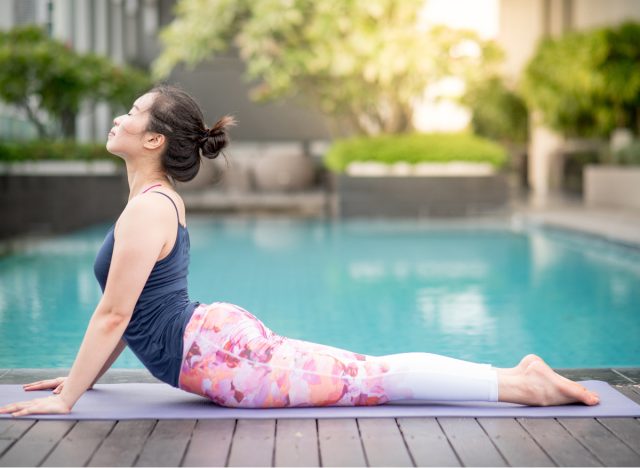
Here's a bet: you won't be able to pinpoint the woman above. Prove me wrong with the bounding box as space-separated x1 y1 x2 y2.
1 85 600 417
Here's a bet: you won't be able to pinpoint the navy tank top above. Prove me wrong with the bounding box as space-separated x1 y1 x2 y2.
93 190 200 388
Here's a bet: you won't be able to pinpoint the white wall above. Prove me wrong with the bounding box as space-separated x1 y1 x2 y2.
573 0 640 29
497 0 546 80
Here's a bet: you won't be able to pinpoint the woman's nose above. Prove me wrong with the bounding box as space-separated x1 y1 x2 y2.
113 115 123 126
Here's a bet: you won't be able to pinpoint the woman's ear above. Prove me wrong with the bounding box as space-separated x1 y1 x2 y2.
143 132 165 151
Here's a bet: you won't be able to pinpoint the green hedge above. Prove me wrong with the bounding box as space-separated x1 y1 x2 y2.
324 133 507 173
0 140 121 163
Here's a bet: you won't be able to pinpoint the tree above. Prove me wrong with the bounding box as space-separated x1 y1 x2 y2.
521 21 640 138
153 0 501 136
0 26 151 139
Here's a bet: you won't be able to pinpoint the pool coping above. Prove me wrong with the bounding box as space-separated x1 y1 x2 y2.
514 200 640 249
1 367 639 386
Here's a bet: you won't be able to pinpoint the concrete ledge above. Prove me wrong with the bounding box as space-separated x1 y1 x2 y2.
0 172 128 239
520 206 640 248
335 174 509 217
585 165 640 210
0 160 121 175
0 368 161 385
346 161 496 177
182 189 328 216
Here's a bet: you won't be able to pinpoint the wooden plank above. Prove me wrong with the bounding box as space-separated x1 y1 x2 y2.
0 442 11 460
317 419 367 467
615 386 640 406
614 369 640 383
0 420 35 458
88 420 156 467
0 420 75 467
181 419 235 467
477 418 554 467
274 419 319 467
134 420 195 467
396 418 460 467
597 418 640 455
227 419 275 467
41 420 115 467
358 418 413 467
438 418 506 467
558 418 640 466
518 418 600 466
0 420 36 441
556 368 630 385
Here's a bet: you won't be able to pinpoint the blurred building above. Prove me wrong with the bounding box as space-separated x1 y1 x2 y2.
0 0 330 144
1 0 639 197
497 0 640 197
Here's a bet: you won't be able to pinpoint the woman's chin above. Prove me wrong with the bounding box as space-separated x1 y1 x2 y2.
105 143 125 159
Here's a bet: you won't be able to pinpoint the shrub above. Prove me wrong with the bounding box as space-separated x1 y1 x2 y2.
324 133 507 173
462 76 528 143
522 21 640 138
0 140 121 163
612 141 640 166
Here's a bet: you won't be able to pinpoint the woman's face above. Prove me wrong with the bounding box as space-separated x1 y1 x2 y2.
106 92 157 158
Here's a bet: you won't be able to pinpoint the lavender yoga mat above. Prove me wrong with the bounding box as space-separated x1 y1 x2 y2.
1 380 639 420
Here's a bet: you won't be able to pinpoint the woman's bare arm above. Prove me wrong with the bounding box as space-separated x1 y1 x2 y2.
57 196 170 410
90 338 127 387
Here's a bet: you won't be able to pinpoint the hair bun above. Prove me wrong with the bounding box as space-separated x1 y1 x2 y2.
200 115 237 159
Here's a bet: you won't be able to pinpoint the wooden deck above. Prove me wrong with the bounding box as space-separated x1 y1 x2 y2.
1 368 639 467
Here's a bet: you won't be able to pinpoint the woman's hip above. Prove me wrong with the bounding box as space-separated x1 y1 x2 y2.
177 301 389 407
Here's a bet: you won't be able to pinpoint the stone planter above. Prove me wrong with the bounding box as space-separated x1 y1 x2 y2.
253 145 316 192
0 160 127 239
333 163 508 217
584 165 640 210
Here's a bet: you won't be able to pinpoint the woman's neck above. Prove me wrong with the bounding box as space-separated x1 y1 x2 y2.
127 173 173 201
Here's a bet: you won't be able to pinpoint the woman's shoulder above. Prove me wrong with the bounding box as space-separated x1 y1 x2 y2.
114 196 167 233
115 187 186 232
136 188 187 227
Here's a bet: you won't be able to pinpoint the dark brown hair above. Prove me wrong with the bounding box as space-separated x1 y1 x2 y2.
145 84 236 182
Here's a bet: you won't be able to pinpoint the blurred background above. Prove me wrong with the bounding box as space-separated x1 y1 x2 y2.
0 0 639 370
1 0 639 230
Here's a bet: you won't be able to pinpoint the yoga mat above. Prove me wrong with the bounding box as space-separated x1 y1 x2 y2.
1 380 638 420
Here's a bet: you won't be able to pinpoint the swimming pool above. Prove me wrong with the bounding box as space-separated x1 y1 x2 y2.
0 216 638 369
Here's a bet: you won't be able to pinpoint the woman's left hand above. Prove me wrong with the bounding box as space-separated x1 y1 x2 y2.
0 394 71 417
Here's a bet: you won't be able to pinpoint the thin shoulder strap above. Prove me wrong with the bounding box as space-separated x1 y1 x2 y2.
149 191 180 224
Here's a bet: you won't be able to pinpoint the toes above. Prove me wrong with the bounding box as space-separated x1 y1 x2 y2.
586 390 600 405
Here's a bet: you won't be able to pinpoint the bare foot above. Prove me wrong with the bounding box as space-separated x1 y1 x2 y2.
495 354 543 375
498 358 600 406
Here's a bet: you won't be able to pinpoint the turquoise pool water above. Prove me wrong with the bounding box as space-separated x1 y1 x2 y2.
1 217 639 369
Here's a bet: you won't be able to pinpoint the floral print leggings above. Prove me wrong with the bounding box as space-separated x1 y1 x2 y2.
178 302 499 408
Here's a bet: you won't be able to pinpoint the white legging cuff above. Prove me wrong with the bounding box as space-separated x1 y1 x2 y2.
376 353 500 402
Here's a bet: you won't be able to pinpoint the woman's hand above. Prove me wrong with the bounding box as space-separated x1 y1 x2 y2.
22 377 93 394
0 394 71 417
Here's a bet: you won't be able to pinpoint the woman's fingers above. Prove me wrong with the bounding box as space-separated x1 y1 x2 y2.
22 378 64 391
0 400 34 415
0 395 71 417
22 382 49 391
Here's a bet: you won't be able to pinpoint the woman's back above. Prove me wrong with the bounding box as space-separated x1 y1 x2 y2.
93 190 201 387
